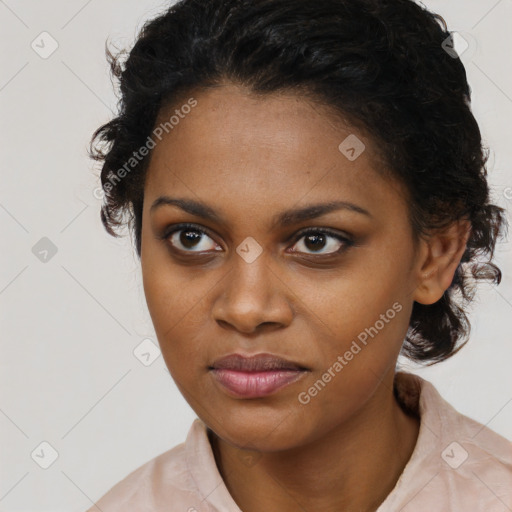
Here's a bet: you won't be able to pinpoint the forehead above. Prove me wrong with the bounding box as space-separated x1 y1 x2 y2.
144 84 408 225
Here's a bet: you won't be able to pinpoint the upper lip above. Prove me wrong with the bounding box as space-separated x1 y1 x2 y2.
210 353 308 372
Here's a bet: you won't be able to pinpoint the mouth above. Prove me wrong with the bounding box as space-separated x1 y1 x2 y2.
208 352 310 399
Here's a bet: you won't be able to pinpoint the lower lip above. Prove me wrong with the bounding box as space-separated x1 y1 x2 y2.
210 369 307 398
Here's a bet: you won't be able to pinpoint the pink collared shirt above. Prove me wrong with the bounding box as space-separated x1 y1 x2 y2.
86 372 512 511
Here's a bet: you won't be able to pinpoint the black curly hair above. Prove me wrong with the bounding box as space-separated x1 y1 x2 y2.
90 0 507 365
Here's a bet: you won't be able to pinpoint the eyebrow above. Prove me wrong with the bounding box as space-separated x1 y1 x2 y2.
150 196 372 227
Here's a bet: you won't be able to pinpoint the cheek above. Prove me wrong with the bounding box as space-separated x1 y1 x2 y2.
305 262 408 339
141 266 215 379
301 269 410 399
141 263 184 342
142 243 201 332
294 302 409 435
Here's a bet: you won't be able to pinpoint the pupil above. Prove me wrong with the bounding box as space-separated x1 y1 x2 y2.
181 230 201 249
305 233 325 251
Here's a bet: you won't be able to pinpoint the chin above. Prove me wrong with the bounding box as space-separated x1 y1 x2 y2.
207 408 311 453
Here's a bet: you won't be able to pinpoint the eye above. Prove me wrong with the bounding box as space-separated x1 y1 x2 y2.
163 223 221 253
161 224 353 257
289 228 353 256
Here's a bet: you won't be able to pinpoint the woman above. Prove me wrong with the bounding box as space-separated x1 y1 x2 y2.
87 0 512 510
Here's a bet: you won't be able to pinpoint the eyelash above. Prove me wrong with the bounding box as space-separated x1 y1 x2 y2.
159 222 354 257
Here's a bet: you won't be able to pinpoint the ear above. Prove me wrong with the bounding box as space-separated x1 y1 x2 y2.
412 219 471 305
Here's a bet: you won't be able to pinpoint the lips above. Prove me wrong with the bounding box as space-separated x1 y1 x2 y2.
210 353 307 372
209 353 309 398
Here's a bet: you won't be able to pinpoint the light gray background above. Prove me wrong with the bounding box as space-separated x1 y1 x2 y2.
1 1 511 510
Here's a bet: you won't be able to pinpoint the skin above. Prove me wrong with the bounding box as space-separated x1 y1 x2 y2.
140 83 470 511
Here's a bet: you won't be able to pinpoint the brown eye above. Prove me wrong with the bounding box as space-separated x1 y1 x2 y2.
290 229 353 256
164 223 221 253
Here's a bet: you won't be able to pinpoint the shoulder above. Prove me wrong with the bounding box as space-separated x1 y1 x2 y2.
382 372 512 512
428 377 512 509
85 420 213 512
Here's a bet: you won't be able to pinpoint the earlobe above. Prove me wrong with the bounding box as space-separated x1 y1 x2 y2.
412 219 471 305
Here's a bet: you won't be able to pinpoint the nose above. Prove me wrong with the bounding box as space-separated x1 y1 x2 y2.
211 252 294 335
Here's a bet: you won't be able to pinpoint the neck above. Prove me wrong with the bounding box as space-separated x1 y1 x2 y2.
209 371 420 512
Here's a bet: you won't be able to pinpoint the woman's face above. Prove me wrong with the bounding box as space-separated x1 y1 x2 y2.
141 83 423 451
